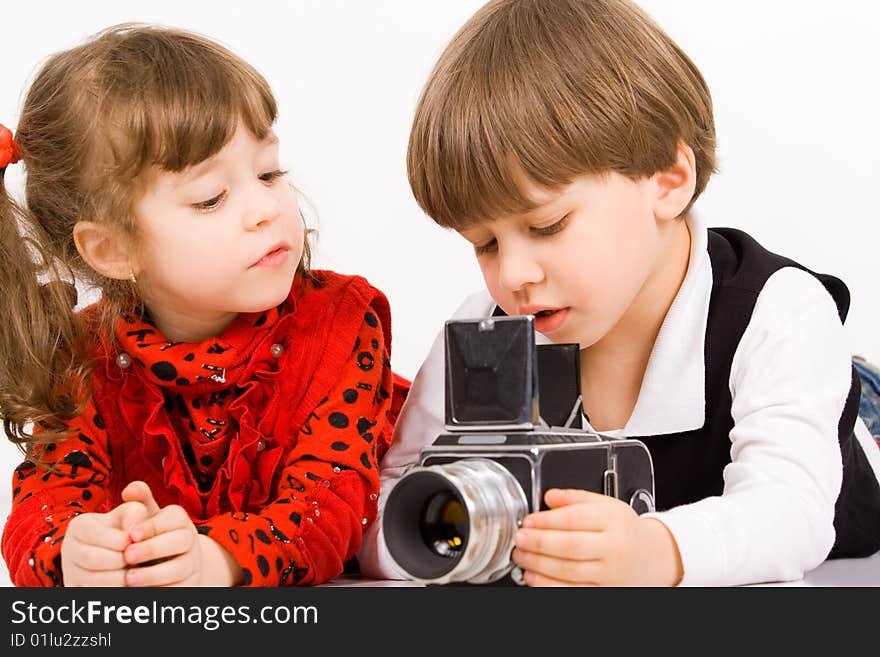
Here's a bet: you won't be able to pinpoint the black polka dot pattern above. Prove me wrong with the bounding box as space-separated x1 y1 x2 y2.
328 412 349 429
150 361 178 381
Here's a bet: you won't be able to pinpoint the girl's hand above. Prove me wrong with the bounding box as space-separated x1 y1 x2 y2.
60 501 152 587
120 481 202 586
511 488 683 587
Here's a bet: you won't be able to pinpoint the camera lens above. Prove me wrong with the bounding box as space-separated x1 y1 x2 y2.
383 458 528 585
420 492 467 558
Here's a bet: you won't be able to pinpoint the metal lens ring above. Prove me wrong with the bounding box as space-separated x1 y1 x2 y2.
388 458 528 585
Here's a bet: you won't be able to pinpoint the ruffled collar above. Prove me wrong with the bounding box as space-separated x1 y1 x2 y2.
114 303 286 392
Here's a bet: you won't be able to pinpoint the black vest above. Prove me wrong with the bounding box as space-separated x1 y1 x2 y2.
636 228 880 558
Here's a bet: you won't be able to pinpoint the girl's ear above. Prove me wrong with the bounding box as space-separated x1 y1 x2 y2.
73 221 136 281
652 141 698 222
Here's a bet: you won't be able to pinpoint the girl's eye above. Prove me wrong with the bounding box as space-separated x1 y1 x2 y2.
532 216 568 236
259 169 288 183
192 191 226 212
474 239 497 256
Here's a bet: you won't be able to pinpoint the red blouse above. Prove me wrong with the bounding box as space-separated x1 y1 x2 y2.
2 271 409 586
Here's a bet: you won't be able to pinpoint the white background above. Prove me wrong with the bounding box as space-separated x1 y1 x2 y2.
1 1 878 585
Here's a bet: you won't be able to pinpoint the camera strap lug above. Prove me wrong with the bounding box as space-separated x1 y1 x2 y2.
603 451 618 498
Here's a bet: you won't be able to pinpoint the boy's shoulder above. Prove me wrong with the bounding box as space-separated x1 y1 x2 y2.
706 226 849 323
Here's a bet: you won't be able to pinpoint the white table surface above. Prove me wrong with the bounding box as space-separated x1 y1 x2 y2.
322 551 880 587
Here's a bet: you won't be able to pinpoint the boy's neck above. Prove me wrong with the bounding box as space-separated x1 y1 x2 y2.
580 218 692 430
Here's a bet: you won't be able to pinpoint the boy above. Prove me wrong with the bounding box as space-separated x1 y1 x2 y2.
360 0 880 585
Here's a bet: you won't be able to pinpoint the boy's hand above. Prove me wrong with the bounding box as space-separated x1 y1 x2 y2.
60 500 152 587
511 488 683 586
120 481 203 586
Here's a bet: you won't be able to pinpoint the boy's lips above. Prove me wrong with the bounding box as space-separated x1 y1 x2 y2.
519 306 570 334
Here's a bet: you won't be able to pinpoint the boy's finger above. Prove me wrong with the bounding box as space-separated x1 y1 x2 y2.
514 527 606 560
543 488 608 508
521 498 618 531
121 480 161 516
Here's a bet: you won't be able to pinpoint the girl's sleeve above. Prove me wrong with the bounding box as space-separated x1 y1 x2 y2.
198 308 393 586
1 404 113 586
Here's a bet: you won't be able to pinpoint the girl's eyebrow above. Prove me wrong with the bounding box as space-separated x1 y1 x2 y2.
174 134 280 188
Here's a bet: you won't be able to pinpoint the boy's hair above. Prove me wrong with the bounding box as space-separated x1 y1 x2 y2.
0 24 307 444
407 0 717 229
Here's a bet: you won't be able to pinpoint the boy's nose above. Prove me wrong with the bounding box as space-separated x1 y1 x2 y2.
497 243 544 293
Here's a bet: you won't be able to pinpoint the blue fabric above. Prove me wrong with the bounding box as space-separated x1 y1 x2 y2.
854 358 880 442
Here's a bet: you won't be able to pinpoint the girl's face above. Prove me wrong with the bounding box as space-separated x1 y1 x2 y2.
131 123 303 341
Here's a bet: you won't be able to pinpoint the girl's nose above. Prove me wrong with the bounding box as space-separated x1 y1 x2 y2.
244 186 281 230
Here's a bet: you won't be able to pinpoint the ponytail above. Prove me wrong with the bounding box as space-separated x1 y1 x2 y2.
0 164 93 446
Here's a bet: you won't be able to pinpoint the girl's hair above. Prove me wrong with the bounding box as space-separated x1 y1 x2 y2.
0 24 310 445
407 0 717 229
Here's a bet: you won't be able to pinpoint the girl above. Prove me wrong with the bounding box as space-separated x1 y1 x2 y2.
0 24 406 587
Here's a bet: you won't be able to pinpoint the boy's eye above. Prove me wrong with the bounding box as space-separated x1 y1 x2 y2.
532 216 568 236
259 169 288 183
474 238 497 256
192 191 226 212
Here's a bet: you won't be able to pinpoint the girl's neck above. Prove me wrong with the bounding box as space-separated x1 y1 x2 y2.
144 304 240 344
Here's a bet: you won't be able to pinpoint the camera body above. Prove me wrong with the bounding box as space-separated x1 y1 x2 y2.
383 315 656 586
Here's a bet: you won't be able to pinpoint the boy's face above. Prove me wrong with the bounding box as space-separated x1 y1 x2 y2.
458 171 670 350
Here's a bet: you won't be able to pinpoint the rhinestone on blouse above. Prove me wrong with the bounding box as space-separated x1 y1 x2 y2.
323 480 330 487
269 343 285 358
361 517 368 525
116 352 132 369
257 440 266 452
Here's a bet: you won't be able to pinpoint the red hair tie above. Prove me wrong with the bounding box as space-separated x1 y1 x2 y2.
0 123 22 168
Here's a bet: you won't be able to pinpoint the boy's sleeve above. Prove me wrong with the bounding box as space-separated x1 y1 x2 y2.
644 268 857 586
1 403 113 586
198 310 394 586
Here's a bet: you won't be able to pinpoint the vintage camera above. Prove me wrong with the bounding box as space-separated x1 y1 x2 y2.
383 315 655 585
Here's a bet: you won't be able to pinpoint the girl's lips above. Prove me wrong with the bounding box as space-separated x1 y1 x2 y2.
533 307 569 334
252 247 289 268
